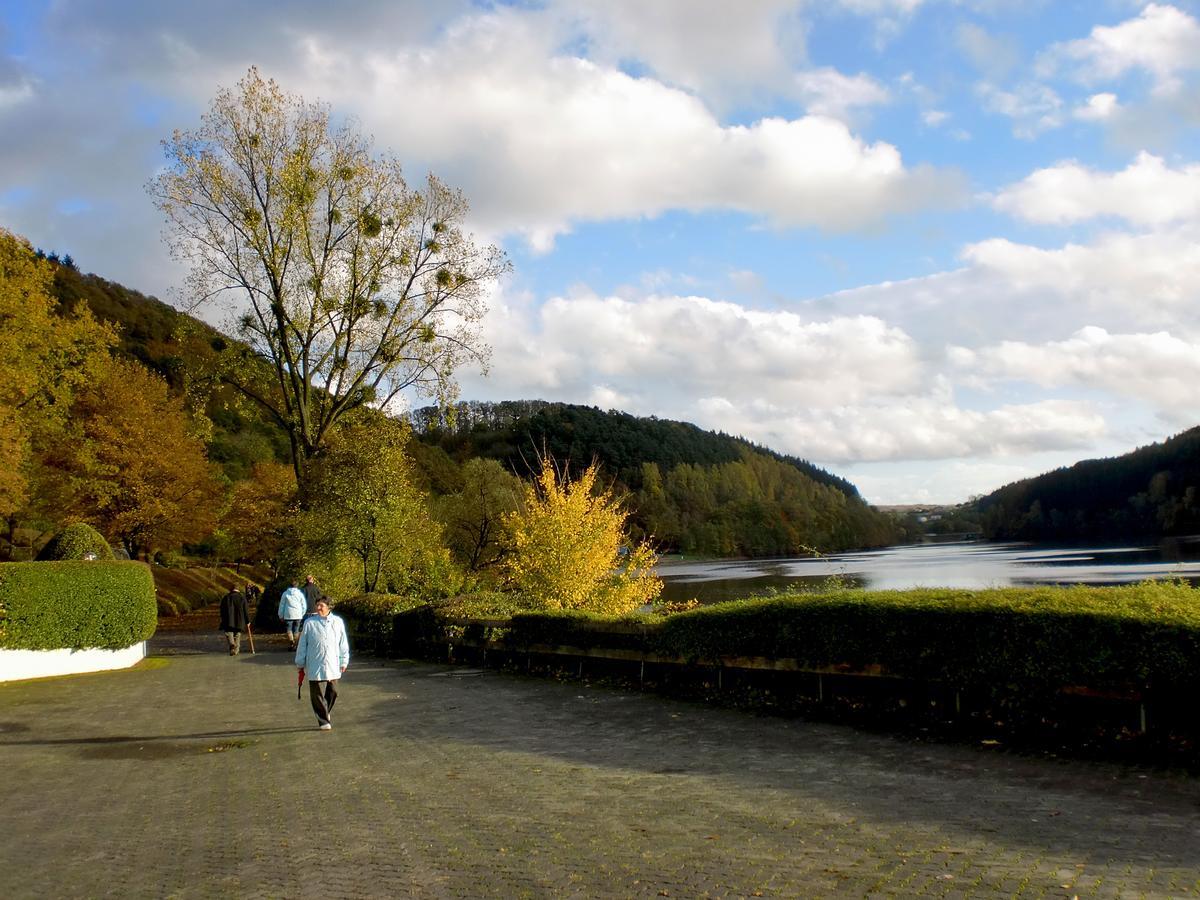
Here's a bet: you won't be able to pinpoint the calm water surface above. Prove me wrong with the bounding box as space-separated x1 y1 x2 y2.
655 539 1200 604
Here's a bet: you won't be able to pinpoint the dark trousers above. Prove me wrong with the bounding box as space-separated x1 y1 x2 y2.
309 679 339 725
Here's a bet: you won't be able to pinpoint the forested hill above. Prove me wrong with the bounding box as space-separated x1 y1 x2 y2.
411 400 861 498
975 426 1200 541
413 401 901 556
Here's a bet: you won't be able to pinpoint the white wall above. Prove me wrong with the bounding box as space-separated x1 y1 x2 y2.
0 641 147 683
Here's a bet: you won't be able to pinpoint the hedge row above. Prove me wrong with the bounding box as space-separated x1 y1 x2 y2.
336 593 429 650
0 561 157 651
396 582 1200 693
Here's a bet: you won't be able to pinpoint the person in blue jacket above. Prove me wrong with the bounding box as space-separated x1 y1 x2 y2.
295 596 349 731
278 580 308 649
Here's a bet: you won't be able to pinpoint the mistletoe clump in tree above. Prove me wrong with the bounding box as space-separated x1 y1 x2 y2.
149 67 509 492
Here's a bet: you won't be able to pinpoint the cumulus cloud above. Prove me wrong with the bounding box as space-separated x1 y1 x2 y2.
1042 2 1200 94
992 152 1200 227
1073 92 1120 121
793 67 890 118
954 326 1200 425
549 0 804 105
697 395 1107 464
459 288 1111 465
286 13 962 250
0 1 963 291
959 230 1200 322
477 291 924 406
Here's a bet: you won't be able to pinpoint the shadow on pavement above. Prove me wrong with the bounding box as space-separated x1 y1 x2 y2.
0 724 313 747
355 660 1200 870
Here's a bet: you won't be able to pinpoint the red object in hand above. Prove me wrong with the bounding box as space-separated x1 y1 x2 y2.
297 667 305 700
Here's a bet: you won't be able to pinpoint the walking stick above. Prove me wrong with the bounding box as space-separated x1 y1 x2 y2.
246 623 255 655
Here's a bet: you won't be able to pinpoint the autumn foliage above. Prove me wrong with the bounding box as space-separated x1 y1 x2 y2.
502 458 662 615
0 228 114 518
42 359 224 557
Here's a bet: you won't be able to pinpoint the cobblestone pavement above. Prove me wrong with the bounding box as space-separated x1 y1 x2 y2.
2 612 1198 899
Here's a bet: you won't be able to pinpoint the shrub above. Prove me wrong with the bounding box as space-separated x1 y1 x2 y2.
501 458 661 615
651 583 1200 692
0 560 157 650
35 523 114 561
396 582 1200 697
507 609 656 651
337 592 427 645
435 591 543 619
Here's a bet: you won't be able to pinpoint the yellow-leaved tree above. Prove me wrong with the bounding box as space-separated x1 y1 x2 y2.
0 228 115 518
502 458 662 615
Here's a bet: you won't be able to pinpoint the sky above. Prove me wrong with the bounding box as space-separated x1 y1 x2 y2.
3 0 1200 505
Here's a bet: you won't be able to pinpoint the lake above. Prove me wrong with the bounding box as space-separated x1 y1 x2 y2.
654 538 1200 604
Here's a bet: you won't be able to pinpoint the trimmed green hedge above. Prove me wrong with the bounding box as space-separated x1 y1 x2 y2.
0 561 157 651
652 583 1200 691
35 523 114 561
507 609 656 652
337 593 428 650
398 582 1200 693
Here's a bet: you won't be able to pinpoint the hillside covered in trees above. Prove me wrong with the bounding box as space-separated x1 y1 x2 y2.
412 401 900 556
975 427 1200 541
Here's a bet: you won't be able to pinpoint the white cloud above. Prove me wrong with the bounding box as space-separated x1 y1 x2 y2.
956 326 1200 425
484 291 924 406
992 152 1200 227
1044 3 1200 94
0 78 34 109
289 14 962 249
1073 92 1121 121
960 231 1200 322
550 0 804 105
689 390 1107 464
463 288 1110 466
794 67 890 118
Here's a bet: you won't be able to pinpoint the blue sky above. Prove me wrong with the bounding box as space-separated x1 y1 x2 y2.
3 0 1200 504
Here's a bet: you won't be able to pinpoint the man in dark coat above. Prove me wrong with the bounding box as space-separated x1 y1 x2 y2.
219 587 251 656
301 574 321 616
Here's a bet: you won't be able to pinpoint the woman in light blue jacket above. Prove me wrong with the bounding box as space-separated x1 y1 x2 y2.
295 597 350 730
277 582 308 649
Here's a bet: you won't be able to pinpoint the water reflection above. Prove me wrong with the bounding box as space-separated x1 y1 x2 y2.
655 539 1200 604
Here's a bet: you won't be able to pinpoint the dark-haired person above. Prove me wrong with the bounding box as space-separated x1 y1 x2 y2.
218 585 250 656
301 573 321 616
295 597 349 731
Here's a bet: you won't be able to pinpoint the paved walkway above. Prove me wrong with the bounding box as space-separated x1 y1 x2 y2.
1 612 1198 899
